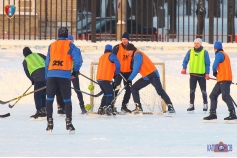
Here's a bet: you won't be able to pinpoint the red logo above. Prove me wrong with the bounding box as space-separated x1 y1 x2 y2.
4 4 16 19
214 142 229 152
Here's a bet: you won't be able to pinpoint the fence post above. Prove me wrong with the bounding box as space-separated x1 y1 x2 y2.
82 34 85 40
116 0 127 40
4 31 8 39
158 34 162 41
227 0 235 43
208 0 214 44
91 0 96 42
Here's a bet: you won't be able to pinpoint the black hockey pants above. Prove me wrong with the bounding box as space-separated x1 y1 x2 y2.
131 72 172 105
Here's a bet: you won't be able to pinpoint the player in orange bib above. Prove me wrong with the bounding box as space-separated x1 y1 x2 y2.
203 41 236 123
112 32 132 114
126 44 175 116
96 44 120 116
45 27 82 133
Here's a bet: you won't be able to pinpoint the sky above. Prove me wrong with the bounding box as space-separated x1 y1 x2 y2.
0 40 237 157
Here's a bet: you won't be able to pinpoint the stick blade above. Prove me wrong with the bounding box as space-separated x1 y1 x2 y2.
0 113 10 118
0 100 9 104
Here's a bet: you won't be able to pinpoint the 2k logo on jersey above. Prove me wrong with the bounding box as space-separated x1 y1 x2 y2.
52 60 64 66
123 55 129 60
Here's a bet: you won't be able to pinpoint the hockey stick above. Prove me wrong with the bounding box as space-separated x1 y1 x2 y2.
186 73 237 108
230 96 237 108
111 81 121 111
111 85 127 106
9 84 33 108
186 73 237 85
0 86 46 105
0 113 10 118
79 73 99 85
71 87 103 97
110 73 127 110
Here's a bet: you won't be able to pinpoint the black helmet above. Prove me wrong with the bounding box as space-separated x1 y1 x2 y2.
58 27 68 38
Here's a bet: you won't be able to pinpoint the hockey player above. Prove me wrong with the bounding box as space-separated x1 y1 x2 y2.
45 27 81 133
203 41 237 123
56 35 87 115
97 44 120 116
126 43 175 116
22 47 46 120
181 38 210 113
112 32 132 114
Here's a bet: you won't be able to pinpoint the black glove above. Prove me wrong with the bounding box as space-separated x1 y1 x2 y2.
31 80 34 85
71 71 79 77
213 72 217 77
127 80 132 87
113 75 120 90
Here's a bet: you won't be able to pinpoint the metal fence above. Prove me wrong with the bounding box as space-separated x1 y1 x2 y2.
0 0 236 43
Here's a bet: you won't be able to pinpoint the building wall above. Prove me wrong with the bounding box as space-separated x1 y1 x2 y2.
0 0 77 39
35 0 77 22
0 13 38 39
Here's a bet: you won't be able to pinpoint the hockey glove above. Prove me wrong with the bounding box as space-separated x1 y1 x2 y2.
71 71 79 78
213 72 217 77
114 74 121 85
205 74 210 80
127 80 132 87
181 68 187 74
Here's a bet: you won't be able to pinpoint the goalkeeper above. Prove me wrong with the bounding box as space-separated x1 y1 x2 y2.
112 32 132 114
126 44 175 116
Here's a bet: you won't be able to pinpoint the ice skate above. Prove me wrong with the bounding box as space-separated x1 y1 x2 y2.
131 103 143 116
103 105 113 116
30 110 43 120
164 104 176 117
58 107 66 117
203 110 217 123
112 106 117 116
121 104 132 115
187 104 195 114
203 104 208 113
224 110 237 124
98 107 104 115
66 118 75 134
46 118 54 134
41 107 47 120
110 106 116 116
80 104 87 114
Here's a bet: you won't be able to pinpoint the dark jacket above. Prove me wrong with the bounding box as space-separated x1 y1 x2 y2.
23 53 46 82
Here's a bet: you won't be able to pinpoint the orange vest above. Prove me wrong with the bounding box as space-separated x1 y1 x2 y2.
96 53 115 81
117 44 132 72
48 40 72 71
134 50 156 77
217 51 232 82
